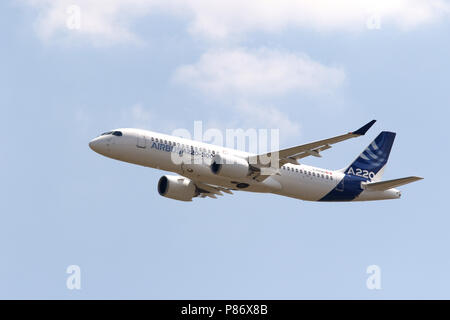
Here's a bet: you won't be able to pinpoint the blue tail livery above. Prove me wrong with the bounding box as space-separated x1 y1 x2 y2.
320 131 398 202
345 131 396 182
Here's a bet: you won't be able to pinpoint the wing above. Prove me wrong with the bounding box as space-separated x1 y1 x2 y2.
362 176 423 191
249 120 377 168
194 180 236 199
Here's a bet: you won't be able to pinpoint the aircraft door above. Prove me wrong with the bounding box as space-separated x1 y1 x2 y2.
136 135 146 149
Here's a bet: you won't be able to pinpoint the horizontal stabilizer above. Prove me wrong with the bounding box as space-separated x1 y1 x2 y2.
362 176 423 191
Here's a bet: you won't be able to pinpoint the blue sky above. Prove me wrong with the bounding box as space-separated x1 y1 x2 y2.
1 0 449 299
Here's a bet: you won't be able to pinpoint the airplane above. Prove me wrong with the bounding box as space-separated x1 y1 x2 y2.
89 120 423 202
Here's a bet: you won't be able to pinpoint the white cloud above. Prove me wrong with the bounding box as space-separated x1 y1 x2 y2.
184 0 450 38
22 0 160 45
234 101 301 139
20 0 450 44
173 48 346 97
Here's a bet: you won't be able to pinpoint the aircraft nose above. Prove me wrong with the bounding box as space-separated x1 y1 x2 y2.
89 137 106 154
89 138 98 151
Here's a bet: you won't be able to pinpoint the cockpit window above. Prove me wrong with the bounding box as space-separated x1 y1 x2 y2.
100 131 123 137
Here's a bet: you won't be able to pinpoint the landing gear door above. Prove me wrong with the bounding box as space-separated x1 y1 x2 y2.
137 135 146 149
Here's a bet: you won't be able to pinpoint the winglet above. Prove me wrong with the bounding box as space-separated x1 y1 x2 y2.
352 120 377 136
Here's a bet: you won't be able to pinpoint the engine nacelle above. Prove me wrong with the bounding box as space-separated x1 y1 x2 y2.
157 175 197 202
210 153 250 178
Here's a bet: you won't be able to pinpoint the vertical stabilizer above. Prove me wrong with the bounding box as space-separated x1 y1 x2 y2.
345 131 396 181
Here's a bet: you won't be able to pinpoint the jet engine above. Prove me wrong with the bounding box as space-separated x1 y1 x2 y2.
210 153 250 178
157 175 197 201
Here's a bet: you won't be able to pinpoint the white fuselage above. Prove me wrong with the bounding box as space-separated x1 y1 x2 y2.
89 128 400 202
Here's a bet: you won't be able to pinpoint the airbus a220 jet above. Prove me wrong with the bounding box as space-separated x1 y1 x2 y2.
89 120 422 202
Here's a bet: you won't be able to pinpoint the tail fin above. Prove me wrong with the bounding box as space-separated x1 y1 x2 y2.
345 131 396 181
